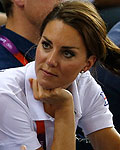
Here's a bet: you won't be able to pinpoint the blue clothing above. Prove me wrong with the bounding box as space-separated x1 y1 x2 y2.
0 25 36 69
97 22 120 133
98 7 120 31
108 21 120 47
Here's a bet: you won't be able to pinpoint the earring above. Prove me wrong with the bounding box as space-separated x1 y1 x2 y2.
80 70 84 78
81 70 84 74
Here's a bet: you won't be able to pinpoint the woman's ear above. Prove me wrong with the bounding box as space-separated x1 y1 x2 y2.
83 55 96 72
14 0 24 7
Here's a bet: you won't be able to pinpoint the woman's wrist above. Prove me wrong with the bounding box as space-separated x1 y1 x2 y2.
54 97 74 119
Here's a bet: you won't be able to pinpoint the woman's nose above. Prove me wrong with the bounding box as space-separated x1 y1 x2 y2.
46 51 58 67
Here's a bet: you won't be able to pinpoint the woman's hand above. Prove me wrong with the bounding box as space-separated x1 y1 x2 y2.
29 78 74 117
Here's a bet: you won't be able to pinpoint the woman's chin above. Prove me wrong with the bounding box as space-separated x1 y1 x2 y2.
39 83 57 90
38 79 71 90
39 82 70 90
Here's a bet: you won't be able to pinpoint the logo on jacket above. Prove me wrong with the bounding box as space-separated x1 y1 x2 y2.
100 92 109 106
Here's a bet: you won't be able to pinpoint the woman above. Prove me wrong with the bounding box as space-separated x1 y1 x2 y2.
0 1 120 150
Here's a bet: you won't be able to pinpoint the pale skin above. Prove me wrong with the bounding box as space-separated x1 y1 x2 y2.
30 19 120 150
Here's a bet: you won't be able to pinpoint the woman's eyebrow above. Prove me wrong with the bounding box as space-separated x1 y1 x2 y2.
62 46 80 50
43 36 52 44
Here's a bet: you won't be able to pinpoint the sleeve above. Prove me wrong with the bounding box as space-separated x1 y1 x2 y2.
78 77 114 136
0 91 41 150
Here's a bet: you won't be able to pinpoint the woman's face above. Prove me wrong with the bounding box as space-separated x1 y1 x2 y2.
35 20 92 89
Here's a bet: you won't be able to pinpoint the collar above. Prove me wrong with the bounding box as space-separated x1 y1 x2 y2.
25 62 82 121
0 25 36 61
68 80 82 118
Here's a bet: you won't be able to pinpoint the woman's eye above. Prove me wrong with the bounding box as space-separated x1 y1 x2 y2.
63 50 75 58
42 41 51 49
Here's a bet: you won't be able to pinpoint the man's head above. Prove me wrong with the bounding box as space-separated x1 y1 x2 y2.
1 0 61 22
1 0 63 43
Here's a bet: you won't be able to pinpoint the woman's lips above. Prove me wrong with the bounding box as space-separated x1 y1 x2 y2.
41 69 58 77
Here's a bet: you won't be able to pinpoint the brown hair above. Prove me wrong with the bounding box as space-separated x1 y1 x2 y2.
40 0 120 76
1 0 13 17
